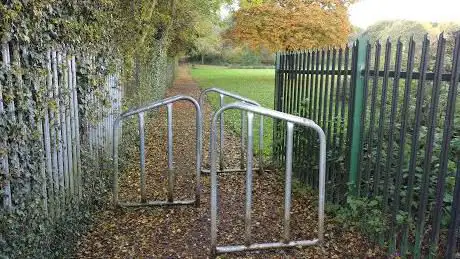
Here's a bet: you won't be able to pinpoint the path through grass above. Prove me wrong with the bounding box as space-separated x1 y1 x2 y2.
190 65 275 156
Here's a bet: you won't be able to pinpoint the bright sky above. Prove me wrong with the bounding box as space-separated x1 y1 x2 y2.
222 0 460 28
349 0 460 28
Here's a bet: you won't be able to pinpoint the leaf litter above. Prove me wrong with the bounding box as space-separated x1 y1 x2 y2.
75 67 384 258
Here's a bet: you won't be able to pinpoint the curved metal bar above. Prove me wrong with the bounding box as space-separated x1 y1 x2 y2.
199 87 261 107
112 95 202 207
210 102 326 256
199 88 264 174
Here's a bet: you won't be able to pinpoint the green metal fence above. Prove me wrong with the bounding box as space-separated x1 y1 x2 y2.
274 33 460 258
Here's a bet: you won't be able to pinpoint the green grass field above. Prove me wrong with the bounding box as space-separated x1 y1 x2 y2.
190 65 275 156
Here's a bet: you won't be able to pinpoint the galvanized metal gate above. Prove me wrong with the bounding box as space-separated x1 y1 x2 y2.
209 102 326 255
112 95 202 207
199 88 264 174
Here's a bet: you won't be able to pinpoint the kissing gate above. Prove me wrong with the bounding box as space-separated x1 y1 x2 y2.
111 89 326 256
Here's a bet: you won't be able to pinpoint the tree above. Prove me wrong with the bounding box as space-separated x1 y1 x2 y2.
226 0 354 51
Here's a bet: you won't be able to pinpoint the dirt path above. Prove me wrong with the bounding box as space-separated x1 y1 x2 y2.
75 66 384 258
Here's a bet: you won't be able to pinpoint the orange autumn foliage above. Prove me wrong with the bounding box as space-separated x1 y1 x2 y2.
228 0 353 51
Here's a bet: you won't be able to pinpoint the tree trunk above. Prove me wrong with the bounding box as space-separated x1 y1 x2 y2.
201 54 204 64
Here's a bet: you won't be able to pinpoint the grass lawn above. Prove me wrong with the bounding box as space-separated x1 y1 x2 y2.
190 65 275 156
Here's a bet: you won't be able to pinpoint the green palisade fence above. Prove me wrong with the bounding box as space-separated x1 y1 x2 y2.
274 33 460 258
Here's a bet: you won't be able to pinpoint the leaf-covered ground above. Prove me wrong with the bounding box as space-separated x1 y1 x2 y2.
75 66 384 258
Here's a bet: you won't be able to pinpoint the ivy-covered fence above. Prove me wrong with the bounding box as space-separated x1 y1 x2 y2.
0 40 121 257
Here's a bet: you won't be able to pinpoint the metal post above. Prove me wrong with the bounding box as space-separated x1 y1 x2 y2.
240 110 246 169
210 103 326 255
283 122 294 242
199 88 262 174
195 102 202 206
138 112 146 202
219 94 224 170
113 95 200 207
245 112 254 245
258 116 264 173
167 103 174 203
112 118 120 205
210 114 219 255
347 37 367 196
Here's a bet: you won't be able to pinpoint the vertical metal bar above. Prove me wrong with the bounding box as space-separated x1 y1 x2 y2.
401 35 430 256
65 54 74 199
210 112 219 255
240 110 246 169
322 49 331 133
332 48 343 155
339 47 349 157
283 122 294 242
258 116 264 174
293 51 303 176
47 50 59 217
381 39 402 246
52 51 65 212
219 94 224 170
345 44 357 194
278 53 286 163
273 53 281 161
299 51 308 183
138 112 146 203
1 43 12 210
446 158 460 258
373 39 392 197
318 50 325 125
317 123 327 245
112 118 120 205
308 51 315 121
338 47 349 199
59 52 70 206
292 52 300 177
194 100 202 206
167 103 174 203
288 52 293 116
306 51 315 186
348 38 368 196
430 33 460 257
245 112 254 245
364 41 381 195
292 52 298 116
313 51 320 125
356 41 371 197
71 57 82 200
69 57 77 202
326 49 337 199
391 37 415 250
414 33 446 258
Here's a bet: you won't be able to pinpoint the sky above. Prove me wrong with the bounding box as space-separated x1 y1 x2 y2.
349 0 460 28
221 0 460 29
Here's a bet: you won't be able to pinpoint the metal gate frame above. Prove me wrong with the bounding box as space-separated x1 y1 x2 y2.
200 88 263 174
210 102 326 255
112 95 202 207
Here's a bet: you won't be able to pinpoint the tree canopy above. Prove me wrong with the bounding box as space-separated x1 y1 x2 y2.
227 0 354 51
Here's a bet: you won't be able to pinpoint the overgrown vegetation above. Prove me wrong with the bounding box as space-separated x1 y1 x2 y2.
0 0 225 257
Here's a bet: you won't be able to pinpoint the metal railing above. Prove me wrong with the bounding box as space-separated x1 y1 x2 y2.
209 102 326 256
200 88 264 174
275 34 460 257
112 95 202 207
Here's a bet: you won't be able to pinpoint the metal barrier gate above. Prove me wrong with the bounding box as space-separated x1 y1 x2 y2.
210 102 326 255
199 88 263 174
112 95 202 207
